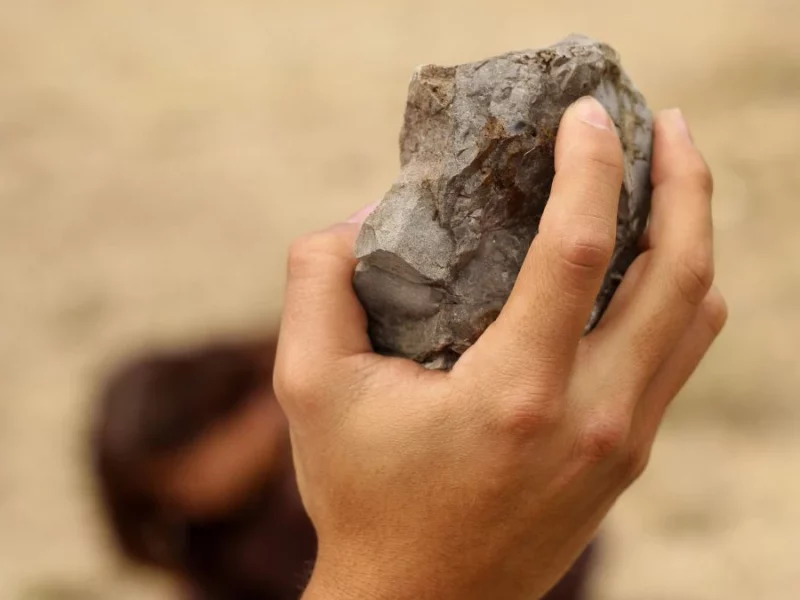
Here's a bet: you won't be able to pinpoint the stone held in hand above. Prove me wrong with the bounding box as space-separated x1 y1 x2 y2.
353 34 654 369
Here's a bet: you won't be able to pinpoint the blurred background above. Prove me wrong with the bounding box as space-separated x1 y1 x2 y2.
1 1 799 598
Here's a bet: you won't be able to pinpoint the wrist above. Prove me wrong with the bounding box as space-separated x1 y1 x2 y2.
301 544 439 600
301 562 388 600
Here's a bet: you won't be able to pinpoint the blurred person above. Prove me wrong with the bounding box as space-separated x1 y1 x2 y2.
92 338 316 599
92 337 594 599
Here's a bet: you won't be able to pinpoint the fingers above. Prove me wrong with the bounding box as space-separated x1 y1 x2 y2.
583 109 715 404
570 285 725 486
590 251 651 326
479 97 623 384
274 221 372 411
633 286 728 445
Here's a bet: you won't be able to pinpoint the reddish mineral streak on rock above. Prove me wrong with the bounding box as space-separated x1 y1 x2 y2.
354 34 653 369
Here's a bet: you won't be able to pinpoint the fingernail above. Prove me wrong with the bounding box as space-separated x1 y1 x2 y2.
574 96 612 131
346 201 380 223
663 108 693 143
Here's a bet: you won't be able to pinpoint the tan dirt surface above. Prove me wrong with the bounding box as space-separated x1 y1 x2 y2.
1 2 798 598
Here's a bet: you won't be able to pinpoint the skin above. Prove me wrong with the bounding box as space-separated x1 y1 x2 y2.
274 97 727 600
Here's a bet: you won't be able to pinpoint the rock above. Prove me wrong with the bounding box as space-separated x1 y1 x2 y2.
353 34 653 369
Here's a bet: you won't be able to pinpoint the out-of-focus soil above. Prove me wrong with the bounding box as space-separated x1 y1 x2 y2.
1 2 798 599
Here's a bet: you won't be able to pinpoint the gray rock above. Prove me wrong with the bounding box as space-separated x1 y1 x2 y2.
354 34 653 369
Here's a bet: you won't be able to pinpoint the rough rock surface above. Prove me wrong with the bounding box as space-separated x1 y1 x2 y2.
354 34 653 369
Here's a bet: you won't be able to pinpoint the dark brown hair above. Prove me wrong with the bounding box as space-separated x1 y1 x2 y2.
90 339 288 569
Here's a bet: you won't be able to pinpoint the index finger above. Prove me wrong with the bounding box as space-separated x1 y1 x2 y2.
469 97 623 383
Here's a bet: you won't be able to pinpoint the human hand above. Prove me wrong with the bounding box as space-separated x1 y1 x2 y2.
274 97 726 600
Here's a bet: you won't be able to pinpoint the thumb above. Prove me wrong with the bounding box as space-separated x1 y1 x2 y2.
275 206 377 412
280 221 372 361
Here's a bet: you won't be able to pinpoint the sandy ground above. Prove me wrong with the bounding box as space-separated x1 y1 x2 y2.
1 1 799 598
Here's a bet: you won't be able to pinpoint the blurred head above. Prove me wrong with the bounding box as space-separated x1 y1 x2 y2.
91 338 316 599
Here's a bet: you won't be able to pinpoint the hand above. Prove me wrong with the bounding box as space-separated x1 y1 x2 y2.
274 97 726 600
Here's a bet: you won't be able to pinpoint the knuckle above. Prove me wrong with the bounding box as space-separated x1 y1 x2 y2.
620 442 650 482
274 359 324 411
700 287 729 336
555 223 615 274
286 235 318 279
286 232 340 279
575 415 630 464
674 246 714 307
495 395 563 438
584 147 625 178
580 130 625 175
686 158 714 197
